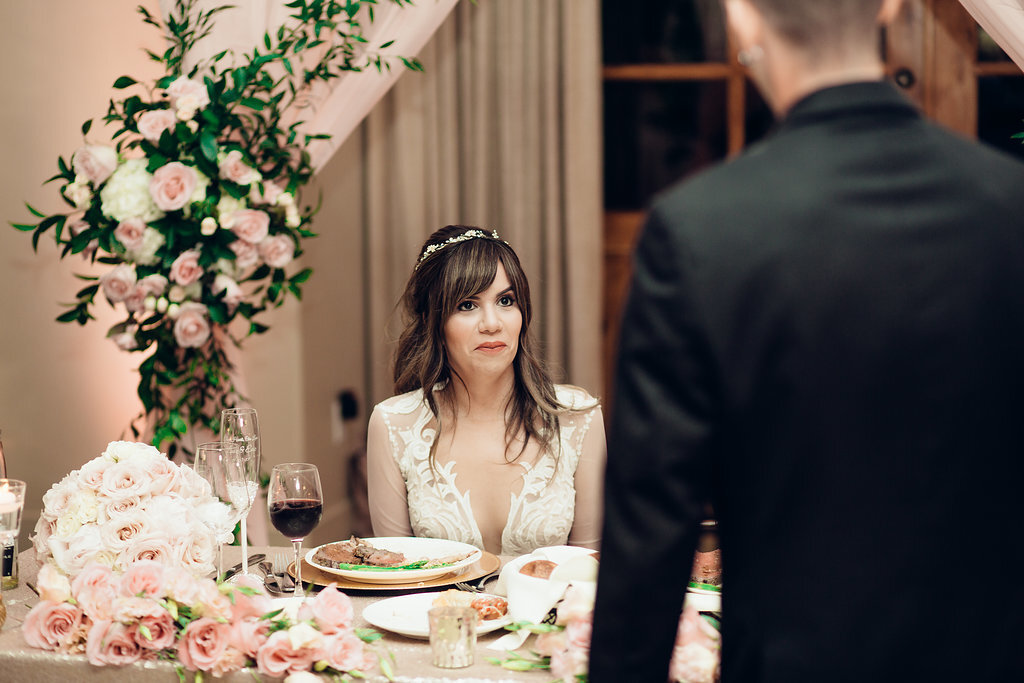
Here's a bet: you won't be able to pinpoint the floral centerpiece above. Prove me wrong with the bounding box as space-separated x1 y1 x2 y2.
11 0 420 457
31 440 234 579
491 585 721 683
24 561 392 680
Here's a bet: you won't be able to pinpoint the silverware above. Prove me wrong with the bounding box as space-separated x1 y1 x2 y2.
222 552 266 582
454 569 498 593
272 551 295 592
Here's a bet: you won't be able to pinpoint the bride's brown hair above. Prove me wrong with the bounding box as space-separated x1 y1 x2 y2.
394 225 565 464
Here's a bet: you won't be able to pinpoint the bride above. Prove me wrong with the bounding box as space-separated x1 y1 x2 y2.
366 225 606 556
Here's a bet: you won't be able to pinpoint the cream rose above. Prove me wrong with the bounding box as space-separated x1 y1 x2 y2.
259 234 294 268
137 109 178 142
128 227 165 265
169 249 203 286
64 177 92 209
249 180 283 205
229 239 260 269
166 76 210 111
173 301 211 348
36 563 73 603
231 209 270 244
212 273 243 305
100 459 153 500
72 145 118 185
99 264 137 303
149 161 198 211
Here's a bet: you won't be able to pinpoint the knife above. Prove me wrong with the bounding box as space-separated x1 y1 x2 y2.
221 553 266 582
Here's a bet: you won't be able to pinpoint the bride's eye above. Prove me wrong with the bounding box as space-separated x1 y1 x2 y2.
456 300 476 312
498 294 515 307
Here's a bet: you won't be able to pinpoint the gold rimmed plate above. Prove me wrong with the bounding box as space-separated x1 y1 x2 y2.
305 537 483 584
289 550 500 592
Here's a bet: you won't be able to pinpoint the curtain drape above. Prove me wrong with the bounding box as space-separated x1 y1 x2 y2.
361 0 604 405
958 0 1024 70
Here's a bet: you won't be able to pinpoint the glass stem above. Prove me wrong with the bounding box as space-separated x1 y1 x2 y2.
240 517 248 575
292 540 304 598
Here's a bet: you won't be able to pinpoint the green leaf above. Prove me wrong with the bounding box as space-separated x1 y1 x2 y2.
199 131 218 162
169 411 188 435
81 119 93 136
240 97 266 111
10 222 36 232
113 75 137 89
25 202 46 218
290 268 313 284
56 309 80 323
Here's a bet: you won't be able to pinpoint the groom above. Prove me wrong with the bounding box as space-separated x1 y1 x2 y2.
590 0 1024 681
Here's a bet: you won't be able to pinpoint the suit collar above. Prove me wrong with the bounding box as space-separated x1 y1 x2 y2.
777 80 920 131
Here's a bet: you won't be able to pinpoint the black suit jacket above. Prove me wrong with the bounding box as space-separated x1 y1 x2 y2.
590 82 1024 682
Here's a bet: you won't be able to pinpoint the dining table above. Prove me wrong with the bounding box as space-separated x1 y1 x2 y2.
0 546 552 682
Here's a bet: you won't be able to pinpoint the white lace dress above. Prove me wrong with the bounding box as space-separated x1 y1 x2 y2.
366 385 605 556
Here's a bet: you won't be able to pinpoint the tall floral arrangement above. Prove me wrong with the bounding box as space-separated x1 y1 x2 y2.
12 0 420 457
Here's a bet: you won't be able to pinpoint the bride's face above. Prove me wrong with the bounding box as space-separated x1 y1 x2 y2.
443 262 522 382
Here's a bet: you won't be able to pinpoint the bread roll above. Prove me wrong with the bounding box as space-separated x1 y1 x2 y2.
519 559 557 579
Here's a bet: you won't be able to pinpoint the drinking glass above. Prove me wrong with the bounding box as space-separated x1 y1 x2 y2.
267 463 322 598
194 442 246 579
0 480 25 601
220 408 260 576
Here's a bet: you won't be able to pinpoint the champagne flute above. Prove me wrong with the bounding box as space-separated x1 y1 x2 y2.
194 442 245 579
267 464 322 598
220 408 260 576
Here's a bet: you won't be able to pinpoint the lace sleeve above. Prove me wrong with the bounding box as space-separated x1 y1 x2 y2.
366 404 414 537
567 404 606 550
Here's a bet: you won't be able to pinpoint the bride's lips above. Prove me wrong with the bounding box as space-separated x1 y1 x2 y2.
476 342 507 352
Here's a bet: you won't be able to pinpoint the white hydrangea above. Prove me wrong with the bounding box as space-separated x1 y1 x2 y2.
100 159 165 223
127 227 166 266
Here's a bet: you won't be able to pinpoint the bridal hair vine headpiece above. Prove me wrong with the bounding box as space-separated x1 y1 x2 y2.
415 229 509 270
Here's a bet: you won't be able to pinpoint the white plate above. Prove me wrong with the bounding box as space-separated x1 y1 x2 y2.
306 537 483 584
362 592 511 639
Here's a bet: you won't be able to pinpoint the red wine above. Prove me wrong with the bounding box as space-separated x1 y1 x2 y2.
270 498 322 539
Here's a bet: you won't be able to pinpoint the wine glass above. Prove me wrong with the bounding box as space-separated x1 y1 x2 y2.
220 408 260 576
194 442 246 579
267 463 322 598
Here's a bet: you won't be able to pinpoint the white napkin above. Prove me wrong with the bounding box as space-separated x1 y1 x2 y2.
488 546 599 652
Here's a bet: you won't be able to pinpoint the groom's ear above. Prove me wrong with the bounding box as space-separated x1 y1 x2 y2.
877 0 904 26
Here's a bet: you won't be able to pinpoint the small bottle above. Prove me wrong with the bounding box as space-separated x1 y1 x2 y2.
1 538 16 590
0 429 6 478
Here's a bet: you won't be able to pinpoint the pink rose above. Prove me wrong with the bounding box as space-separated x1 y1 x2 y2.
149 161 198 211
219 149 260 185
71 563 118 620
124 273 169 313
231 209 270 244
321 632 365 672
112 328 139 351
36 563 72 603
228 584 274 622
166 76 210 114
169 249 203 286
114 218 146 251
230 618 271 658
211 648 248 678
120 534 177 568
137 109 178 142
565 617 592 650
134 608 177 651
194 580 234 621
100 264 137 303
259 234 294 269
23 601 85 651
310 584 354 635
549 645 589 682
86 620 142 666
100 460 151 500
255 630 320 677
173 301 211 348
72 144 118 185
119 559 164 598
212 273 243 305
534 630 567 657
177 617 231 672
229 239 260 269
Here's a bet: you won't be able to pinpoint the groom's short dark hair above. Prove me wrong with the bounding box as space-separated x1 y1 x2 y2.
745 0 885 53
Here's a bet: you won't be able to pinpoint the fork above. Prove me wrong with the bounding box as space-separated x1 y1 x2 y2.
454 569 498 593
272 551 296 592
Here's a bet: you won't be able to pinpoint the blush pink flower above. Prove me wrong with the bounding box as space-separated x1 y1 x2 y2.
228 584 274 621
71 563 118 620
321 632 365 672
85 620 142 666
173 301 211 348
249 180 283 205
169 249 203 286
22 600 85 651
259 234 294 268
137 109 178 142
36 563 72 603
231 209 270 244
230 617 271 658
99 264 137 303
310 584 354 635
166 76 210 117
114 218 146 251
119 559 165 598
219 149 261 185
72 145 118 185
229 239 260 269
176 617 231 672
149 161 198 211
134 609 177 651
255 630 320 677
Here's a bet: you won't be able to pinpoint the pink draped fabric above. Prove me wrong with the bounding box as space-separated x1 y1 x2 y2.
157 0 459 171
959 0 1024 70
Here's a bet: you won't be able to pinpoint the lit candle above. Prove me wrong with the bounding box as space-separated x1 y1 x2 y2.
0 483 19 513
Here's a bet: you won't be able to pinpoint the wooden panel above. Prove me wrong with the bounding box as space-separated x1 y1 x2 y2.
925 0 978 136
602 211 646 397
603 63 735 81
885 0 927 108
